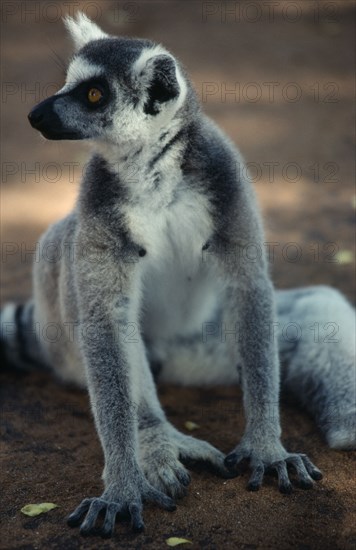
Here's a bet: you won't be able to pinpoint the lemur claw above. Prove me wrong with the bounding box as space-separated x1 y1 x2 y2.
225 448 322 493
67 481 176 538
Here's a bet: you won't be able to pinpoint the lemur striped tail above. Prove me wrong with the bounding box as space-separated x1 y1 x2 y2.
0 301 48 371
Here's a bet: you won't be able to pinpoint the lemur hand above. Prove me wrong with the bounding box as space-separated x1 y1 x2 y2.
67 471 176 538
224 435 322 493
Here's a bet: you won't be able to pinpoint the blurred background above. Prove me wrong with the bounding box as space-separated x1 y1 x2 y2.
1 0 355 305
1 2 355 549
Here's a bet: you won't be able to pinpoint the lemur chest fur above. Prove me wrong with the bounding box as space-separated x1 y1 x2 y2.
124 184 213 260
122 179 217 337
111 145 214 262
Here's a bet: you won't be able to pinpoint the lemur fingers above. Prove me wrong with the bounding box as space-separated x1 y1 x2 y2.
285 454 322 488
247 462 264 492
225 445 322 493
67 498 92 528
67 481 176 538
298 454 323 480
269 461 293 494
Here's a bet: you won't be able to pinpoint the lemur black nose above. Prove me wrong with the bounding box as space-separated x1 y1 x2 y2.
28 107 44 128
27 96 80 140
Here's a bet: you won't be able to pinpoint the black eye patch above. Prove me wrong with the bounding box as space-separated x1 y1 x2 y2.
59 78 112 110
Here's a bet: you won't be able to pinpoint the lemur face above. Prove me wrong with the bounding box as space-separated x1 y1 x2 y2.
28 15 188 144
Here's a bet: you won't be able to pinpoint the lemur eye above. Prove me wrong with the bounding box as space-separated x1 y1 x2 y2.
87 88 102 103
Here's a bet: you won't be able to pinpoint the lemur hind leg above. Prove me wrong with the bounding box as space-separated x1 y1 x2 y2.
138 350 234 499
138 417 233 499
277 286 356 450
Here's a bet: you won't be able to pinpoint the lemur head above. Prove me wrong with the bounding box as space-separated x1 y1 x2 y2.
28 13 194 145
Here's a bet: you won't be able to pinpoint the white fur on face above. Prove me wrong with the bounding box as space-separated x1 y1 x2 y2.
59 56 104 93
55 56 104 95
63 12 108 51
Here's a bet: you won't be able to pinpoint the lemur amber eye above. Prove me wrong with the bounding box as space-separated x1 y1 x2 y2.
87 88 102 103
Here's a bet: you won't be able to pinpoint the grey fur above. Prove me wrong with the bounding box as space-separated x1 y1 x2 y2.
1 13 355 538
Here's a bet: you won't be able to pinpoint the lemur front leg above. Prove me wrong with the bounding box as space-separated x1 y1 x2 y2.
66 237 175 538
135 366 192 499
208 229 322 493
223 269 322 491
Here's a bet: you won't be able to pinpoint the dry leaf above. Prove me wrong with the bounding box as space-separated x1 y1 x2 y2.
166 537 193 547
184 421 199 431
21 503 59 517
335 250 353 265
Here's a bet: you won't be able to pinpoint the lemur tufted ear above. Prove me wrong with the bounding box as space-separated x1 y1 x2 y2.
63 12 109 51
139 54 180 115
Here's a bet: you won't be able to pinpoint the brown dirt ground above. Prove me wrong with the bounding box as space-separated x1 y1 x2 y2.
1 1 355 549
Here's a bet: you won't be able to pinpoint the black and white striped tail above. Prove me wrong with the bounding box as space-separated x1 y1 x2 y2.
0 301 47 371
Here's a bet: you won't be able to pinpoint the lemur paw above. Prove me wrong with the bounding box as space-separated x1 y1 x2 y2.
67 476 176 538
138 423 235 499
225 440 322 493
173 434 236 478
138 425 191 499
167 424 236 479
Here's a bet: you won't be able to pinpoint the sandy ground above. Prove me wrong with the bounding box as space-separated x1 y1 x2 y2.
1 1 355 548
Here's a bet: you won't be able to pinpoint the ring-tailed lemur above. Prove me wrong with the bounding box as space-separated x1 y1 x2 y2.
1 13 355 539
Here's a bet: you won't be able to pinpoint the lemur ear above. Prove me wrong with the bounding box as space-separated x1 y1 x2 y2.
140 55 180 115
63 12 108 51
